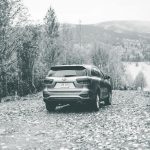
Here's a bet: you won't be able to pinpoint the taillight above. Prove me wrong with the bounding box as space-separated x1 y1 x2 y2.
76 78 91 85
44 79 53 84
43 92 49 98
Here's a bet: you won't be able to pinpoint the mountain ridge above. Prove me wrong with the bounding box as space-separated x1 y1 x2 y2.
61 20 150 45
60 20 150 61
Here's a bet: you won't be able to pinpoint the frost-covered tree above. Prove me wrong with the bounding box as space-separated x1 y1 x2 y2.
134 72 147 90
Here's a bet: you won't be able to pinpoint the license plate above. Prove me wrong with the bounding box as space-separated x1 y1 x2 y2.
55 83 74 88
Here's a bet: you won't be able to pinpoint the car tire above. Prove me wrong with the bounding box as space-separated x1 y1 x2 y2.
45 102 56 112
105 91 112 105
92 92 100 111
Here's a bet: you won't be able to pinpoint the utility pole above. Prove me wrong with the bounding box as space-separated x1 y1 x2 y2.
79 20 82 49
62 24 67 64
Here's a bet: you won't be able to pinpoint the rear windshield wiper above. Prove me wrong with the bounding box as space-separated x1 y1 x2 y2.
64 75 76 77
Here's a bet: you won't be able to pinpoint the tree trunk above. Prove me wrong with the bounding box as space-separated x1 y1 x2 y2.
0 57 7 99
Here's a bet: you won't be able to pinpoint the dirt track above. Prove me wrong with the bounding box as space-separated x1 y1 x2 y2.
0 91 150 150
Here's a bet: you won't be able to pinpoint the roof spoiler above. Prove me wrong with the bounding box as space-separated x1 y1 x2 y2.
51 65 86 70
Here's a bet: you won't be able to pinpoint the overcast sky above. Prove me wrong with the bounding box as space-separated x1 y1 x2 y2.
22 0 150 24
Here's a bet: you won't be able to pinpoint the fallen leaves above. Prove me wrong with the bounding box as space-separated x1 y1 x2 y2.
0 91 150 149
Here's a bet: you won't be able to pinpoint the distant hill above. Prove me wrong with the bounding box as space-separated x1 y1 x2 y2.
64 21 150 44
97 21 150 34
61 21 150 61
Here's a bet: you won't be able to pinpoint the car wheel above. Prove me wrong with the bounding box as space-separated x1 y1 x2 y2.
92 92 100 111
45 102 56 112
105 91 112 105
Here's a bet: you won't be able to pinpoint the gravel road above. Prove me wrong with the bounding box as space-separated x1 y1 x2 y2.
0 91 150 150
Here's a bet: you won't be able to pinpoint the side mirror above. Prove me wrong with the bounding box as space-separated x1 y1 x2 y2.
104 75 110 80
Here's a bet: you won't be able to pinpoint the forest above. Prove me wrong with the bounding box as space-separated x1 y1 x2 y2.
0 0 150 101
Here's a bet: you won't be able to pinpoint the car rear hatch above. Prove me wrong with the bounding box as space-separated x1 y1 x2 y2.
44 66 91 90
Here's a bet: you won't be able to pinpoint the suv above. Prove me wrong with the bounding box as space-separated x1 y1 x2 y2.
43 65 112 111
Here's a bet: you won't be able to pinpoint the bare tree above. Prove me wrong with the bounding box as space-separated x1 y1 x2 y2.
92 44 125 89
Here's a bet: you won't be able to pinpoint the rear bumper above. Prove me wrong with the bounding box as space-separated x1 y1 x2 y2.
43 88 93 104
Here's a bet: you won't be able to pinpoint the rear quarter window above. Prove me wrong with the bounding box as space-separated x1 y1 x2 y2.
91 69 100 77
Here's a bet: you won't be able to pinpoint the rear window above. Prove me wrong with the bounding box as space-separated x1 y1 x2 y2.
47 66 87 77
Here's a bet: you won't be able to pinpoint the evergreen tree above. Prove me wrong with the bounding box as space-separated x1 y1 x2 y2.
42 7 60 69
17 25 39 96
0 0 27 100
